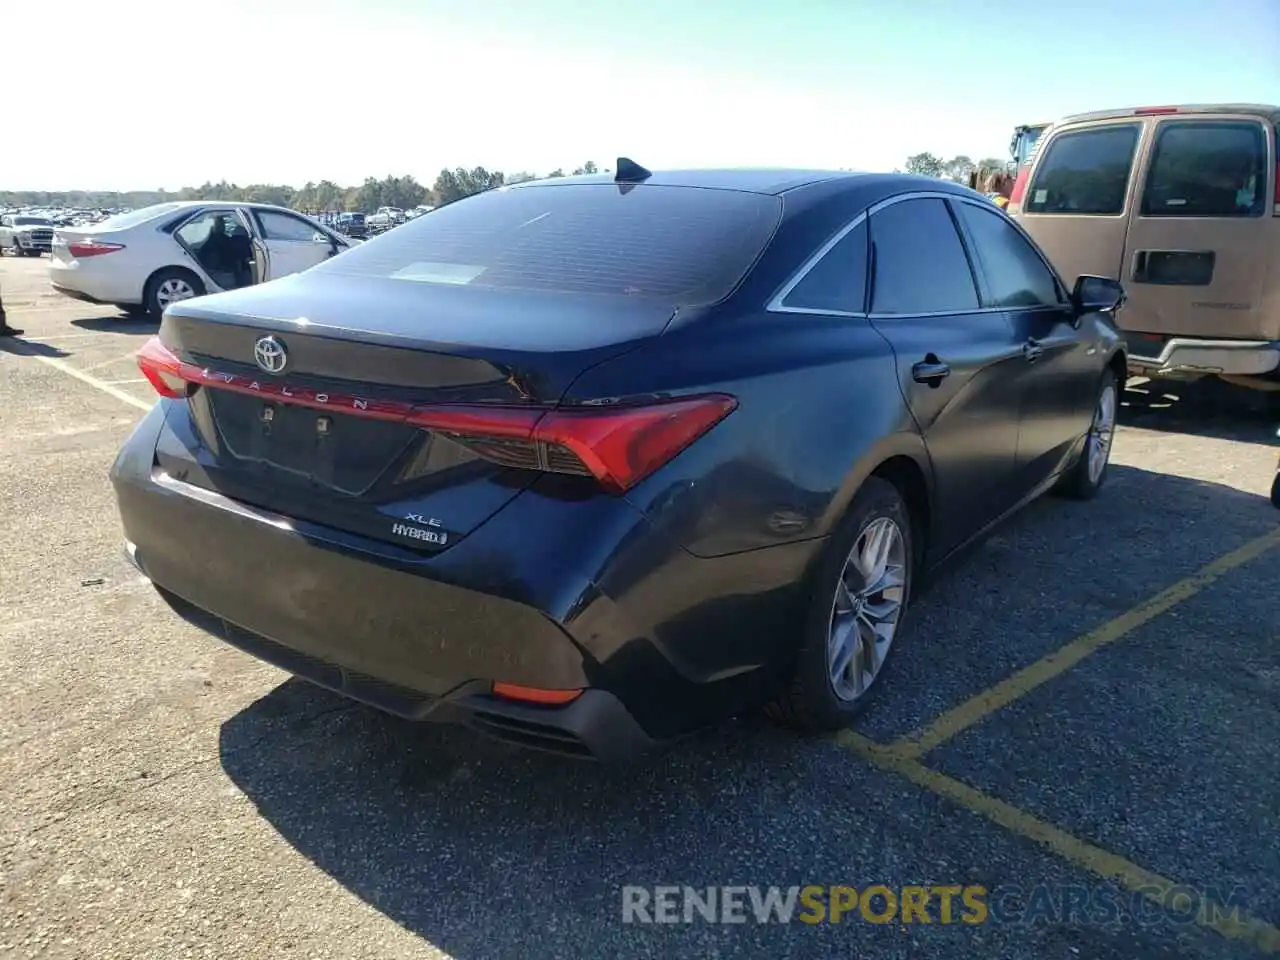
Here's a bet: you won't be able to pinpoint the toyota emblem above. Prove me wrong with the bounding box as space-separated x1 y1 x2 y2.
253 335 288 374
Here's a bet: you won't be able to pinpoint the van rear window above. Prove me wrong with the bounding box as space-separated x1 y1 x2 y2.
1140 121 1268 218
1025 125 1141 215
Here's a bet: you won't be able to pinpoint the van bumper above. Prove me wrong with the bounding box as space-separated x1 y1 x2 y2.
1127 338 1280 378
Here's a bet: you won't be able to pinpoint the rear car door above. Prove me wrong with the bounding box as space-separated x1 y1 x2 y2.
172 207 255 292
1016 120 1145 295
252 209 340 280
952 198 1096 489
1121 115 1272 344
866 194 1025 555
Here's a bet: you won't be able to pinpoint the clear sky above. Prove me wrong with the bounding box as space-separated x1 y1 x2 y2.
7 0 1278 191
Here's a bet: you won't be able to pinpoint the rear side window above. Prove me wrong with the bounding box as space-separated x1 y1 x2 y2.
320 183 782 306
779 220 868 313
1026 125 1141 215
1141 121 1268 218
99 202 187 230
869 198 979 315
953 202 1063 308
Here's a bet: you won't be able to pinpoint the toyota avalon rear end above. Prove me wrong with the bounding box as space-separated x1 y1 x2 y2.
111 171 798 759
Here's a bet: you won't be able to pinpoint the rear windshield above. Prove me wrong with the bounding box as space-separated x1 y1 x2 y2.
12 216 51 226
317 183 783 305
98 203 186 230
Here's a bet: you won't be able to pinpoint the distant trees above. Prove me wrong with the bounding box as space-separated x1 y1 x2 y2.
0 161 609 213
903 153 1011 185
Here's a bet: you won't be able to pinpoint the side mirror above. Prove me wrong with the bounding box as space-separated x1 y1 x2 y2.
1071 275 1126 316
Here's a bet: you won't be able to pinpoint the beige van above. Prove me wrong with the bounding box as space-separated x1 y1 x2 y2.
1009 104 1279 395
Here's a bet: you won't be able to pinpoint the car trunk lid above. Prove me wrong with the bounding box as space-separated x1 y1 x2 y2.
147 274 677 551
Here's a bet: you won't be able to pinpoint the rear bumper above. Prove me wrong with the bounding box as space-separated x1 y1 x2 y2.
51 282 111 306
137 575 655 760
1126 337 1280 378
111 404 819 759
50 260 142 306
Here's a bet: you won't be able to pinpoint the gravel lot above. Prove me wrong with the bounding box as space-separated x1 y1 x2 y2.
2 253 1278 959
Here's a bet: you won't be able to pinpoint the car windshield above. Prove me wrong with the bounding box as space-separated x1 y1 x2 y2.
97 202 188 230
13 216 52 226
319 182 783 306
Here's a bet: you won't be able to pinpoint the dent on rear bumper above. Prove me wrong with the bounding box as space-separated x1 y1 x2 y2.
111 402 821 751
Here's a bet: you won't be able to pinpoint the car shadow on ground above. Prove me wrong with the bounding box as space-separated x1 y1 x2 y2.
70 314 157 335
1121 377 1278 445
218 464 1277 959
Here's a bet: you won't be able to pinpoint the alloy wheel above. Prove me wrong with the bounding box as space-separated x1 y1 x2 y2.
1087 382 1117 485
827 516 907 701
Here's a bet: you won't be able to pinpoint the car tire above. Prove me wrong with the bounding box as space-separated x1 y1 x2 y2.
768 476 914 732
143 268 204 319
1054 369 1118 501
6 239 19 257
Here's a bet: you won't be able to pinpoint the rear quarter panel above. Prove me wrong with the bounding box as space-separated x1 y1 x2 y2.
563 308 927 560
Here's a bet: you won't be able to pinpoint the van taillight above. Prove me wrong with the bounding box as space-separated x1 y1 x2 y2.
1134 106 1179 116
1008 168 1030 210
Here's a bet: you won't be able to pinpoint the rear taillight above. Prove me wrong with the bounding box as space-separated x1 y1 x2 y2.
1134 106 1179 116
133 336 737 492
136 336 189 398
68 238 125 258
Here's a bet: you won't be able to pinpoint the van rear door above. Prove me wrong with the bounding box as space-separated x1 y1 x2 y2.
1119 114 1274 343
1014 119 1146 303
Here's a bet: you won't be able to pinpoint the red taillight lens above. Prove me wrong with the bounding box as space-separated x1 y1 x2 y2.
131 336 737 491
1134 106 1179 116
135 337 188 398
408 394 738 493
491 683 583 705
67 238 126 258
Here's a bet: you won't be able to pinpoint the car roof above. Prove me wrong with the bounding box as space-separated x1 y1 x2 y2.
512 168 875 196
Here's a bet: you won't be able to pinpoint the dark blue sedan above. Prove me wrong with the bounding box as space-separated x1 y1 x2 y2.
114 162 1128 760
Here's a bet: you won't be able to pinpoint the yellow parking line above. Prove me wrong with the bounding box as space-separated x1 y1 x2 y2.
837 731 1280 954
889 527 1280 760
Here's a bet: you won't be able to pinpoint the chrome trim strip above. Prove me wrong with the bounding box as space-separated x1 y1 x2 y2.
765 210 869 315
766 189 1072 320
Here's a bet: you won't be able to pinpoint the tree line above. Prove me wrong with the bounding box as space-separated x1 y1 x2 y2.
0 162 606 212
4 154 1017 212
901 153 1010 186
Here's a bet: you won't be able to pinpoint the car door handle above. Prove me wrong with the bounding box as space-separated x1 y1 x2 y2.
912 357 951 386
1022 339 1044 363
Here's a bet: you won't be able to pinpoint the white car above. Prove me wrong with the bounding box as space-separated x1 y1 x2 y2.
49 201 359 317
